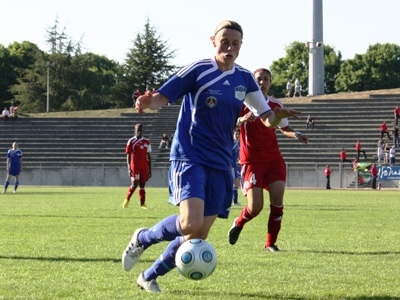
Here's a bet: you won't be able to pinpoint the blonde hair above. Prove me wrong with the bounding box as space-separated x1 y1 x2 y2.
214 20 243 37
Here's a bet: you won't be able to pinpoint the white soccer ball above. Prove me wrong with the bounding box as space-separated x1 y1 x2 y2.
175 238 217 280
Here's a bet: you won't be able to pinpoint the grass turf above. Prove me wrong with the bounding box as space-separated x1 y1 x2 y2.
1 187 399 299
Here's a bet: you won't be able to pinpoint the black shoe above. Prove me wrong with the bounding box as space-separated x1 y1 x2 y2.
228 218 243 245
265 245 280 252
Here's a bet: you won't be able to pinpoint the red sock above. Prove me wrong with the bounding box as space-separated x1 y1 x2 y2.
139 188 145 206
266 205 284 247
125 186 135 201
236 206 258 227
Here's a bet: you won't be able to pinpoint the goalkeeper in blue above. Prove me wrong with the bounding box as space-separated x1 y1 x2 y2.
121 20 300 293
3 142 22 193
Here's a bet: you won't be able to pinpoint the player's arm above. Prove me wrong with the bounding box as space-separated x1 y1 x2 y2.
126 154 132 176
280 125 308 144
19 157 23 171
135 91 169 114
147 152 152 178
6 158 9 171
260 108 300 128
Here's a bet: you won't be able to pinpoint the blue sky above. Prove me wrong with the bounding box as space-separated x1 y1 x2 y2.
2 0 399 72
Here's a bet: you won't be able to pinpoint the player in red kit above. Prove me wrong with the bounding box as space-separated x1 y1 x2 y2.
123 123 152 209
228 68 308 252
324 165 332 189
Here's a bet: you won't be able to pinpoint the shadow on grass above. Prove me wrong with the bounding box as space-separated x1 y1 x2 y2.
293 249 400 255
0 214 159 220
0 255 157 264
168 290 400 300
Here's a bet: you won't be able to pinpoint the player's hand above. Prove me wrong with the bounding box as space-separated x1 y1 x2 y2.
148 171 152 179
241 111 256 123
274 107 301 120
298 134 308 144
135 90 153 114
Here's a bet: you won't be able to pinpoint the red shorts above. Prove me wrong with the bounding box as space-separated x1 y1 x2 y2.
130 169 149 183
241 159 286 196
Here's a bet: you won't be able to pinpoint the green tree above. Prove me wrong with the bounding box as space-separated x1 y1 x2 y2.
270 42 342 97
335 43 400 92
119 19 178 107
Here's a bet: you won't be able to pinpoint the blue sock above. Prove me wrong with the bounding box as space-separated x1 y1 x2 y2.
4 181 9 191
14 180 19 191
233 187 238 204
139 215 182 249
144 236 185 280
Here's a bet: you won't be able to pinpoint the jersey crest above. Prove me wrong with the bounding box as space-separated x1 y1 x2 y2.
206 96 218 108
234 85 246 101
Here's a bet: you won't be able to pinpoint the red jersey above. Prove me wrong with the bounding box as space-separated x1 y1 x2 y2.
340 150 347 160
394 107 400 115
239 97 289 164
126 136 151 170
324 167 331 176
370 165 378 176
380 123 387 131
356 142 361 150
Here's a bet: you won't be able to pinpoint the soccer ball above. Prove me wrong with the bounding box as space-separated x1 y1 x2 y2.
175 238 217 280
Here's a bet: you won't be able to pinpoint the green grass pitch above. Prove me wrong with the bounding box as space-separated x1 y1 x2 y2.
1 187 399 299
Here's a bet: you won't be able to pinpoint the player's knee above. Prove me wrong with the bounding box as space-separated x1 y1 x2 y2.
179 215 203 235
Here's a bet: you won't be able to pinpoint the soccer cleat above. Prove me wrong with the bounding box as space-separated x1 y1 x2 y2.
265 245 280 252
140 205 148 210
137 272 161 293
228 218 243 245
122 199 129 208
122 228 146 271
232 202 241 206
2 190 6 194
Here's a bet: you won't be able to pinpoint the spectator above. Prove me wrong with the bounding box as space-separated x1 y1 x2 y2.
9 103 18 118
380 121 391 139
340 148 352 166
370 163 378 189
158 133 169 149
122 123 152 209
392 126 399 148
167 133 174 149
389 145 396 166
293 78 301 97
324 165 332 189
377 145 384 164
352 157 359 170
394 105 400 126
286 80 292 98
2 107 10 121
132 90 141 107
2 142 22 193
306 114 314 130
377 138 385 151
355 140 367 160
384 143 390 164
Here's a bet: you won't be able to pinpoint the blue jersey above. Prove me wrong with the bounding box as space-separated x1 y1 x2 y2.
7 149 22 175
159 57 271 170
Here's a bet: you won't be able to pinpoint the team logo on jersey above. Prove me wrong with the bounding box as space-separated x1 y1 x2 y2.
234 85 246 101
206 96 218 108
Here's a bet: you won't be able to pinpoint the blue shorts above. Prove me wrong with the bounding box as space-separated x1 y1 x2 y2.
8 166 20 176
168 160 233 219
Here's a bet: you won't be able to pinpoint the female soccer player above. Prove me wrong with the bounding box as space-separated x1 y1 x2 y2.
228 68 308 252
121 21 300 293
3 142 22 193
